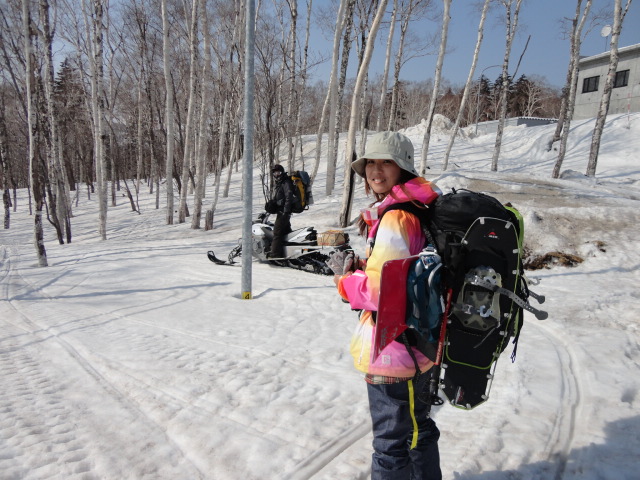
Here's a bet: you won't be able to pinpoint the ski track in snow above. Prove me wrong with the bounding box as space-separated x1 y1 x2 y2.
1 247 207 479
531 320 582 480
1 239 370 479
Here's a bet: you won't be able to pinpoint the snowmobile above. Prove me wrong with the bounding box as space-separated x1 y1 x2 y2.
207 212 350 275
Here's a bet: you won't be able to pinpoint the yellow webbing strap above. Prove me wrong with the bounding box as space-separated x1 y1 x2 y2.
408 379 419 449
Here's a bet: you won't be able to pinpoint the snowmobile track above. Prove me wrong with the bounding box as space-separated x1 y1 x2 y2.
0 250 207 479
531 320 583 480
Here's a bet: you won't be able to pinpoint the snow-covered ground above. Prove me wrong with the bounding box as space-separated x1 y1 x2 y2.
1 113 639 479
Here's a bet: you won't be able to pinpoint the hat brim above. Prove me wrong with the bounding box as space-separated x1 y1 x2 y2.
352 153 396 177
352 153 418 178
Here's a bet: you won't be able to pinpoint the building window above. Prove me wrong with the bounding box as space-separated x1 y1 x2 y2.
614 69 629 88
582 76 599 93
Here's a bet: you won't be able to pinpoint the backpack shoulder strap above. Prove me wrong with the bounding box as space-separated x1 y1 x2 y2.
377 201 434 248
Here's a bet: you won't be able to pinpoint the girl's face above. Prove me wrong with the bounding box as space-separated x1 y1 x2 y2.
365 158 402 196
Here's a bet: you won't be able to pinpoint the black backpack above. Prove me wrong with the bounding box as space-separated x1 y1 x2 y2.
378 188 547 409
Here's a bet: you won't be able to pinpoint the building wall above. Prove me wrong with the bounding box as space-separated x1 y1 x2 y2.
573 43 640 120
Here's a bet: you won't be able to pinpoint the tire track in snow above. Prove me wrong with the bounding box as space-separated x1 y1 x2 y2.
1 251 207 479
283 421 371 480
530 320 583 480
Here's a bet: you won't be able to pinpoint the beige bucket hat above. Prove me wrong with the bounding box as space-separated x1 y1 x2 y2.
351 131 418 178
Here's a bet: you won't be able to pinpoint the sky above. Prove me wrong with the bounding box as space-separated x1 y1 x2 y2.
307 0 640 89
1 112 639 479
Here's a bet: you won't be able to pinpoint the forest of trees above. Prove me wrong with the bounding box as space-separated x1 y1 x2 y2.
0 0 633 264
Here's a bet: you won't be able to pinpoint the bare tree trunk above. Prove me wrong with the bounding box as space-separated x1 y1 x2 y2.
23 0 48 265
178 0 199 223
586 0 631 177
0 105 9 229
136 71 144 194
552 0 593 178
389 0 419 131
549 0 592 152
205 99 229 230
284 0 298 172
39 0 68 244
443 0 491 170
339 0 389 228
292 0 313 167
222 3 243 200
491 0 523 172
312 0 347 186
327 0 356 196
419 0 451 175
161 0 175 225
223 106 242 198
192 0 212 229
37 0 66 245
376 0 397 132
85 0 108 239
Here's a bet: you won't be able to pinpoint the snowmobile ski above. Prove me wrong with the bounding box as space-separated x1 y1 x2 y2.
207 251 238 266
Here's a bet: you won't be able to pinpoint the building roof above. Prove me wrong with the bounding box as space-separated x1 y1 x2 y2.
578 43 640 65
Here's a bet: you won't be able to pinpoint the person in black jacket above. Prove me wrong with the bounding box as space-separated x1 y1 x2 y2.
268 164 294 259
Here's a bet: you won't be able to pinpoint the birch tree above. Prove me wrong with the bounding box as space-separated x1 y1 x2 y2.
177 0 200 223
311 0 347 185
375 0 397 132
1 103 9 229
387 0 426 131
85 0 108 239
443 0 491 170
161 0 175 225
490 0 523 172
191 0 211 229
552 0 593 178
586 0 632 177
339 0 389 228
547 0 610 151
291 0 313 167
38 0 74 244
419 0 451 175
23 0 48 265
326 0 356 196
284 0 297 172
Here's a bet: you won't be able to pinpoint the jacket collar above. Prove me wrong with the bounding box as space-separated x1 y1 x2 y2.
361 177 441 240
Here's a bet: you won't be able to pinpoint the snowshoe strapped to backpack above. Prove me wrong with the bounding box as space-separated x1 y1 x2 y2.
375 189 547 410
426 188 547 409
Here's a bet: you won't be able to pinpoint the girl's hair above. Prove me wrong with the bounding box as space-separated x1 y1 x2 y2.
356 170 419 237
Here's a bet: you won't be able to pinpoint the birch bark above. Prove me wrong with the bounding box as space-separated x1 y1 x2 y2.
338 0 389 227
419 0 451 175
311 0 347 187
23 0 48 265
161 0 175 225
552 0 592 178
443 0 491 170
586 0 632 177
490 0 523 172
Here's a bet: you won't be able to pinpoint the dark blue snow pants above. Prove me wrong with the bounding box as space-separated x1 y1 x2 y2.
367 373 442 480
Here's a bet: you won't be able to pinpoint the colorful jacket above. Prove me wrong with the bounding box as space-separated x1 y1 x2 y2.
337 177 441 377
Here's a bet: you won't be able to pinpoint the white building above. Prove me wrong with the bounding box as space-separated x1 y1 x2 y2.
573 43 640 120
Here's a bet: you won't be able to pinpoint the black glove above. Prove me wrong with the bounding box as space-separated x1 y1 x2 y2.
265 200 278 214
326 250 358 275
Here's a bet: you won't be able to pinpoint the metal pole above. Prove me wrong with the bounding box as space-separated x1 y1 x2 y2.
241 0 255 300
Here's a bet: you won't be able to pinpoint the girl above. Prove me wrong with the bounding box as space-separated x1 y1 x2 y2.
330 131 442 480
